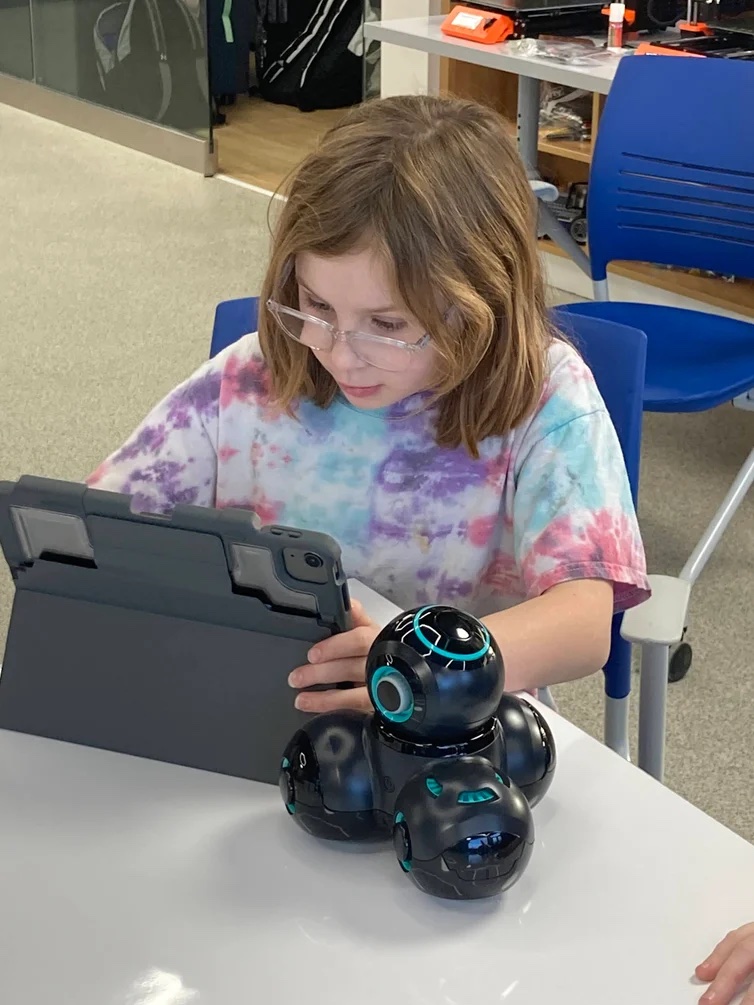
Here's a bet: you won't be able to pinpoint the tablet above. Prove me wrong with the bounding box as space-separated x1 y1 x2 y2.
0 476 352 784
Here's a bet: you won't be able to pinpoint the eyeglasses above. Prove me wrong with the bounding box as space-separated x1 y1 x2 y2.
266 299 431 373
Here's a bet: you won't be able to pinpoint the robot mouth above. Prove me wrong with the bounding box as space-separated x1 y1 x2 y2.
444 860 522 883
441 832 530 882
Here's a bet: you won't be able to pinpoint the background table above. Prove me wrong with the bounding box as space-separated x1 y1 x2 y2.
2 679 754 1002
365 15 619 95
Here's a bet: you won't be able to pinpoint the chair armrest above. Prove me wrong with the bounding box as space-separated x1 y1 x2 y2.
620 574 691 647
529 179 558 203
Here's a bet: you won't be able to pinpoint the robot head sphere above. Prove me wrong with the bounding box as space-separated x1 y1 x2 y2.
366 605 504 743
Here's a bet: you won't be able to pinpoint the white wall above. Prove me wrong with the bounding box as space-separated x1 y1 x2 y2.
379 0 443 98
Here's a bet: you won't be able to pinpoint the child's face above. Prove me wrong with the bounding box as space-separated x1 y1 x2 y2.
294 248 439 410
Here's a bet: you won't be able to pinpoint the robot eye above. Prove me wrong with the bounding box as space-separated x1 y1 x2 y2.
370 666 415 723
425 777 443 798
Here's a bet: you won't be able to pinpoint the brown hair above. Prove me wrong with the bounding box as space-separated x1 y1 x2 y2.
258 93 553 458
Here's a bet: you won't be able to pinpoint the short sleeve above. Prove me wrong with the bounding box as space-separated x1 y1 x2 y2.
86 360 222 515
513 405 650 615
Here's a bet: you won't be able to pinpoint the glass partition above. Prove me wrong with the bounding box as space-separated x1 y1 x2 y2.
363 0 381 100
1 0 211 138
0 0 34 80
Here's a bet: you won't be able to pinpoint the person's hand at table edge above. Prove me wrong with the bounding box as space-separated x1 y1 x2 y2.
288 599 380 714
696 923 754 1004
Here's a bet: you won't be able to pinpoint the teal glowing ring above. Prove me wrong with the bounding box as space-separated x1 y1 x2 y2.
412 607 491 662
370 666 415 723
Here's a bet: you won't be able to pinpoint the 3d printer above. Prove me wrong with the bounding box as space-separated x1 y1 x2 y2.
455 0 683 37
636 0 754 55
454 0 754 42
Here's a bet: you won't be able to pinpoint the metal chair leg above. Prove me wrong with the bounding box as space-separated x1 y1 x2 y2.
680 446 754 587
538 202 593 277
637 642 670 782
605 694 630 760
537 686 558 711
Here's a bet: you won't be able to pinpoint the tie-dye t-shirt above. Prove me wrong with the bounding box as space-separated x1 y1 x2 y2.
87 333 649 618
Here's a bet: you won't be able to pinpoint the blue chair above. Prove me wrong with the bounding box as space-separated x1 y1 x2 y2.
210 297 259 358
212 297 648 763
558 54 754 781
548 309 646 762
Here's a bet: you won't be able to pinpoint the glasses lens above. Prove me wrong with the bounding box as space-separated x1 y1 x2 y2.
271 305 333 352
350 336 416 372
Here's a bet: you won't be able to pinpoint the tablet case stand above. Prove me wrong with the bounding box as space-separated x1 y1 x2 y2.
0 476 352 784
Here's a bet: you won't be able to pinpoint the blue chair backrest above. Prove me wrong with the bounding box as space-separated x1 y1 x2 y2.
552 308 647 699
210 297 260 358
588 56 754 283
551 308 645 496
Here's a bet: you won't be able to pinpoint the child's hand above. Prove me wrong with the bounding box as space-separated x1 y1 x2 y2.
288 599 381 714
696 923 754 1004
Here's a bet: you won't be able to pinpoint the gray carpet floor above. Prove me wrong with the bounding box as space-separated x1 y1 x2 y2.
2 104 753 841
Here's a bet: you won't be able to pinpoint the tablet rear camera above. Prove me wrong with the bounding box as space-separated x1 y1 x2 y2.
283 547 330 585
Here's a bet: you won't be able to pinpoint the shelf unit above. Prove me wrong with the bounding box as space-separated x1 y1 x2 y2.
438 45 603 188
435 13 754 318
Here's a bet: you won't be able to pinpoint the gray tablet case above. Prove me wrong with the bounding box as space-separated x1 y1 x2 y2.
0 476 352 784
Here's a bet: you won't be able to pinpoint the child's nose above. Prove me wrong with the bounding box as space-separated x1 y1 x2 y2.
331 333 367 369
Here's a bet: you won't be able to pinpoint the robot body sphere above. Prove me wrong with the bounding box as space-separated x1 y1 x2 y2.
280 605 556 900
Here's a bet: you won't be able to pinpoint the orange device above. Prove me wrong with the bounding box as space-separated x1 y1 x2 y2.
635 40 706 55
677 20 713 32
441 5 515 44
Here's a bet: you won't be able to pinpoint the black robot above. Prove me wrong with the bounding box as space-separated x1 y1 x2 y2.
279 605 556 901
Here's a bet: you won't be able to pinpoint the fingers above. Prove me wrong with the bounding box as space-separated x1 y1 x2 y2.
349 598 375 628
306 624 378 667
294 685 373 715
698 928 754 980
286 605 380 708
290 658 367 693
700 942 754 1004
698 933 754 1005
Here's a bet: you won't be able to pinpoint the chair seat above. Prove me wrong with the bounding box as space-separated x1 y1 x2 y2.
558 302 754 412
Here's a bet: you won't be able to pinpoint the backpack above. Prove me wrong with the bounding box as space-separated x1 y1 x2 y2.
93 0 209 131
257 0 364 113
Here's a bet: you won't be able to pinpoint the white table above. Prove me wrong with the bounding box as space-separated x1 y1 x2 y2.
365 15 625 276
365 15 620 94
3 708 754 1004
1 580 754 1004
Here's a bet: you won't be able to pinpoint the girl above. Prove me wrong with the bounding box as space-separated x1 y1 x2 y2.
88 94 649 711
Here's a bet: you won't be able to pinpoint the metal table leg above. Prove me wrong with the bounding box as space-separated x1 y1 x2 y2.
517 76 541 170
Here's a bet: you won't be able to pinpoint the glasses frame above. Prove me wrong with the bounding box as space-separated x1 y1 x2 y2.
266 299 431 372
